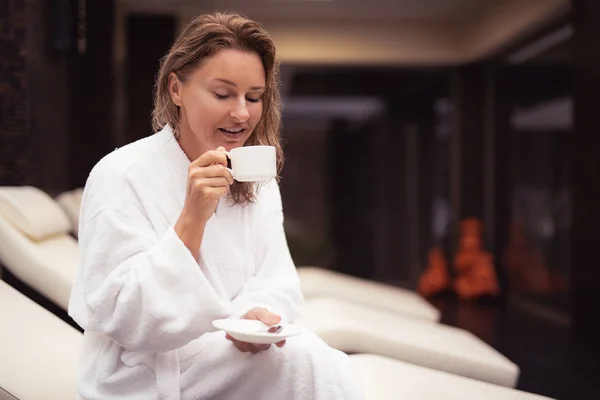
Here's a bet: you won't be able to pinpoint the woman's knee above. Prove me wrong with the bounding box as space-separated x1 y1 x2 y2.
277 331 342 364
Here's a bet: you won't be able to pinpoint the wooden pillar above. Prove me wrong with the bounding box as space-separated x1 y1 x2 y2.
125 14 176 144
68 0 116 188
451 66 486 225
447 65 507 299
327 119 375 279
487 67 513 294
374 108 409 284
416 102 436 285
571 0 600 349
388 97 436 285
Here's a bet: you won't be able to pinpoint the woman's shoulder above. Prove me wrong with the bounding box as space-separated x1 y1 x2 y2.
82 134 163 212
88 134 162 187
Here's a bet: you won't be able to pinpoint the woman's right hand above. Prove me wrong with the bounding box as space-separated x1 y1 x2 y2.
175 146 233 258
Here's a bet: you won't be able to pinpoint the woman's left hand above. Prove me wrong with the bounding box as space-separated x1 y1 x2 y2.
225 307 286 353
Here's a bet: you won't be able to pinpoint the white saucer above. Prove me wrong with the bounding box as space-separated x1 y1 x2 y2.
212 319 304 344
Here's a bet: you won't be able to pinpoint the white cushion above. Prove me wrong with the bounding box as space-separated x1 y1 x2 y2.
297 266 440 322
350 354 553 400
56 188 83 236
0 186 71 241
296 298 519 387
0 280 82 400
0 193 79 310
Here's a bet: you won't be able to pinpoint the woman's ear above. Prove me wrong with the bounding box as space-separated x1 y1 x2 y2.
168 72 183 106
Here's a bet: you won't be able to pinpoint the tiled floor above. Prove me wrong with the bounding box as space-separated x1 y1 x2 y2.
429 296 600 400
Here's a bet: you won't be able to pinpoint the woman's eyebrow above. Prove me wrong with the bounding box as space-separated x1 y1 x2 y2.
213 78 264 91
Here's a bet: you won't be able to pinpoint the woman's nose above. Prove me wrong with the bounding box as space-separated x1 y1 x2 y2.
230 100 250 122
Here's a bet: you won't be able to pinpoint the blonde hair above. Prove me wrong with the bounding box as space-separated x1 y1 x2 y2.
152 12 283 205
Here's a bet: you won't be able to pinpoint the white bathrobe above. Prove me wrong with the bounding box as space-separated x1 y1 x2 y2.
68 125 364 400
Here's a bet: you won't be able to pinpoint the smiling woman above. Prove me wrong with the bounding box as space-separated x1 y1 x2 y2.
68 11 365 400
169 49 265 156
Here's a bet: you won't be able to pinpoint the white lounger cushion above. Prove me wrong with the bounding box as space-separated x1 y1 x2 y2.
296 298 519 388
0 186 71 240
350 354 552 400
0 280 82 400
297 266 440 322
0 187 79 309
56 188 83 236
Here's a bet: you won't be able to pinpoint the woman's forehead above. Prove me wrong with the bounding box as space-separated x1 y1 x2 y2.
194 49 266 88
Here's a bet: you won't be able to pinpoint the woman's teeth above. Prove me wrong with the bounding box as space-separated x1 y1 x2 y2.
220 128 244 133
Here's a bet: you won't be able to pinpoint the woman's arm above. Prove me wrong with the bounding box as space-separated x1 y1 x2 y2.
70 206 231 353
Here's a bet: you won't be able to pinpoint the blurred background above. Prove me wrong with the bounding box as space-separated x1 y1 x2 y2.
1 0 599 398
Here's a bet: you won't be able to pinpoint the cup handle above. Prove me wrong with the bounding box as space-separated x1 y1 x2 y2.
227 168 236 180
224 152 236 180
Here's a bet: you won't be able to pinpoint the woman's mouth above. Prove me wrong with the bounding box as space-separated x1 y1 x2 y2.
218 127 246 140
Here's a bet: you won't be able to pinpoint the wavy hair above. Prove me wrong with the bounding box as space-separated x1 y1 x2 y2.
152 12 282 204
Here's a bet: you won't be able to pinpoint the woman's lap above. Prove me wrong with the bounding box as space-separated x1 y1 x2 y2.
179 330 360 400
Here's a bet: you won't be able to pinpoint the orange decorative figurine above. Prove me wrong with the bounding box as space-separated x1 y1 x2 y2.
418 246 451 297
453 218 500 300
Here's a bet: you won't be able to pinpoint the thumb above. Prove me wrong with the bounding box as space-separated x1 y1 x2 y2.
257 309 281 326
216 146 226 152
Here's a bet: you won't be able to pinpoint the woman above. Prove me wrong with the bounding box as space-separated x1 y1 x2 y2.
68 12 365 400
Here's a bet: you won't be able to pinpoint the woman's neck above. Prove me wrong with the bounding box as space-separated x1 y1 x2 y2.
176 123 207 162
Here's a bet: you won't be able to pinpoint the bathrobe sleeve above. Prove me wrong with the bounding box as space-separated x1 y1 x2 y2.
69 177 231 353
229 181 305 322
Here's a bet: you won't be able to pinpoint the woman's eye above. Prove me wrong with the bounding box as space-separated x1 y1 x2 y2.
214 93 228 100
246 97 261 103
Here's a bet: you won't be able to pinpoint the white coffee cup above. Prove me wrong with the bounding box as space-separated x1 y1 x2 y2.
226 145 277 182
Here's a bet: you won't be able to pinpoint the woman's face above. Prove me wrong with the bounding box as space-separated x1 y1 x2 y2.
169 48 266 160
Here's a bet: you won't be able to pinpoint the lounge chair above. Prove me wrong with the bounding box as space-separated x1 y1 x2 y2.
0 186 79 310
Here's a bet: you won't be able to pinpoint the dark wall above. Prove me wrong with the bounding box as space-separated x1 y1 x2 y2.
28 0 71 193
571 0 600 351
0 0 115 193
0 0 31 186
